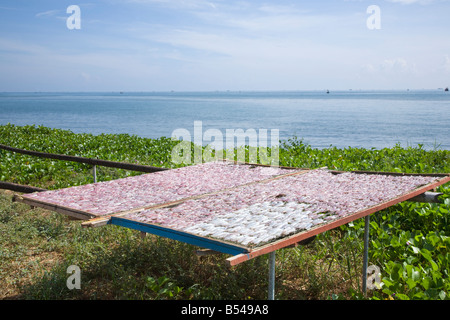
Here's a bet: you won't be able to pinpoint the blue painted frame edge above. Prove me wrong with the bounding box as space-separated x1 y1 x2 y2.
108 216 250 256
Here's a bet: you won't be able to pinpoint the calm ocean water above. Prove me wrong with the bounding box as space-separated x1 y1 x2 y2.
0 90 449 150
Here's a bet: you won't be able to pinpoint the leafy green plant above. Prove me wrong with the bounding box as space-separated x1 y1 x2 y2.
146 276 185 299
1 125 449 300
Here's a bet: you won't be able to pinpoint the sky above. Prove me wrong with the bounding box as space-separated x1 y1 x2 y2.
1 0 450 92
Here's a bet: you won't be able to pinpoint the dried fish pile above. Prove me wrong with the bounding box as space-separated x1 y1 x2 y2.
124 169 438 247
182 201 318 246
268 170 438 218
22 161 439 248
23 162 296 216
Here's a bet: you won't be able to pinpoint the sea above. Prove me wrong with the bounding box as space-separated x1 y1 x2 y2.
0 90 449 150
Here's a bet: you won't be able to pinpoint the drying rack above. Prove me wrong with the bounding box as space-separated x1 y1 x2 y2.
12 160 450 299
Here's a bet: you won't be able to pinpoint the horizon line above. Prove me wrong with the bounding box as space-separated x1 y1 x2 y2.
1 88 448 94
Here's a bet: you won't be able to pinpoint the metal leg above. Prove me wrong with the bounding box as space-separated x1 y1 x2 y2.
362 215 370 295
93 165 97 183
268 251 276 300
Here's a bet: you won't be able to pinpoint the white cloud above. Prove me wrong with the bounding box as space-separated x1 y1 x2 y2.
4 0 450 91
257 4 306 15
444 55 450 72
0 38 48 55
381 58 417 73
361 58 418 77
124 0 217 9
35 10 60 18
386 0 435 4
80 72 91 81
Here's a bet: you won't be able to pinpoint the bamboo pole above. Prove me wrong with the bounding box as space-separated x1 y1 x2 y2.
0 143 168 173
408 192 443 203
0 181 47 193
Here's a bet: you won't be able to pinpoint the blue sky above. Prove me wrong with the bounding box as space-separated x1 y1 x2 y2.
1 0 450 91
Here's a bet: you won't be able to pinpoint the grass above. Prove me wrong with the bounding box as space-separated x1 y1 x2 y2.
0 124 449 300
1 189 366 300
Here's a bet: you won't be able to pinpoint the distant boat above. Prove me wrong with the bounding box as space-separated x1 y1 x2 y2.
326 89 330 94
445 87 449 92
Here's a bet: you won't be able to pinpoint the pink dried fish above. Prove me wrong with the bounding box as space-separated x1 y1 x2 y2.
23 161 296 216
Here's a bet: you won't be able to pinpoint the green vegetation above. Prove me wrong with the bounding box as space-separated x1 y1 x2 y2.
0 124 449 300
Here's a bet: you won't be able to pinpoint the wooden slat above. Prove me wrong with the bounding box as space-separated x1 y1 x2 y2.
13 194 96 220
